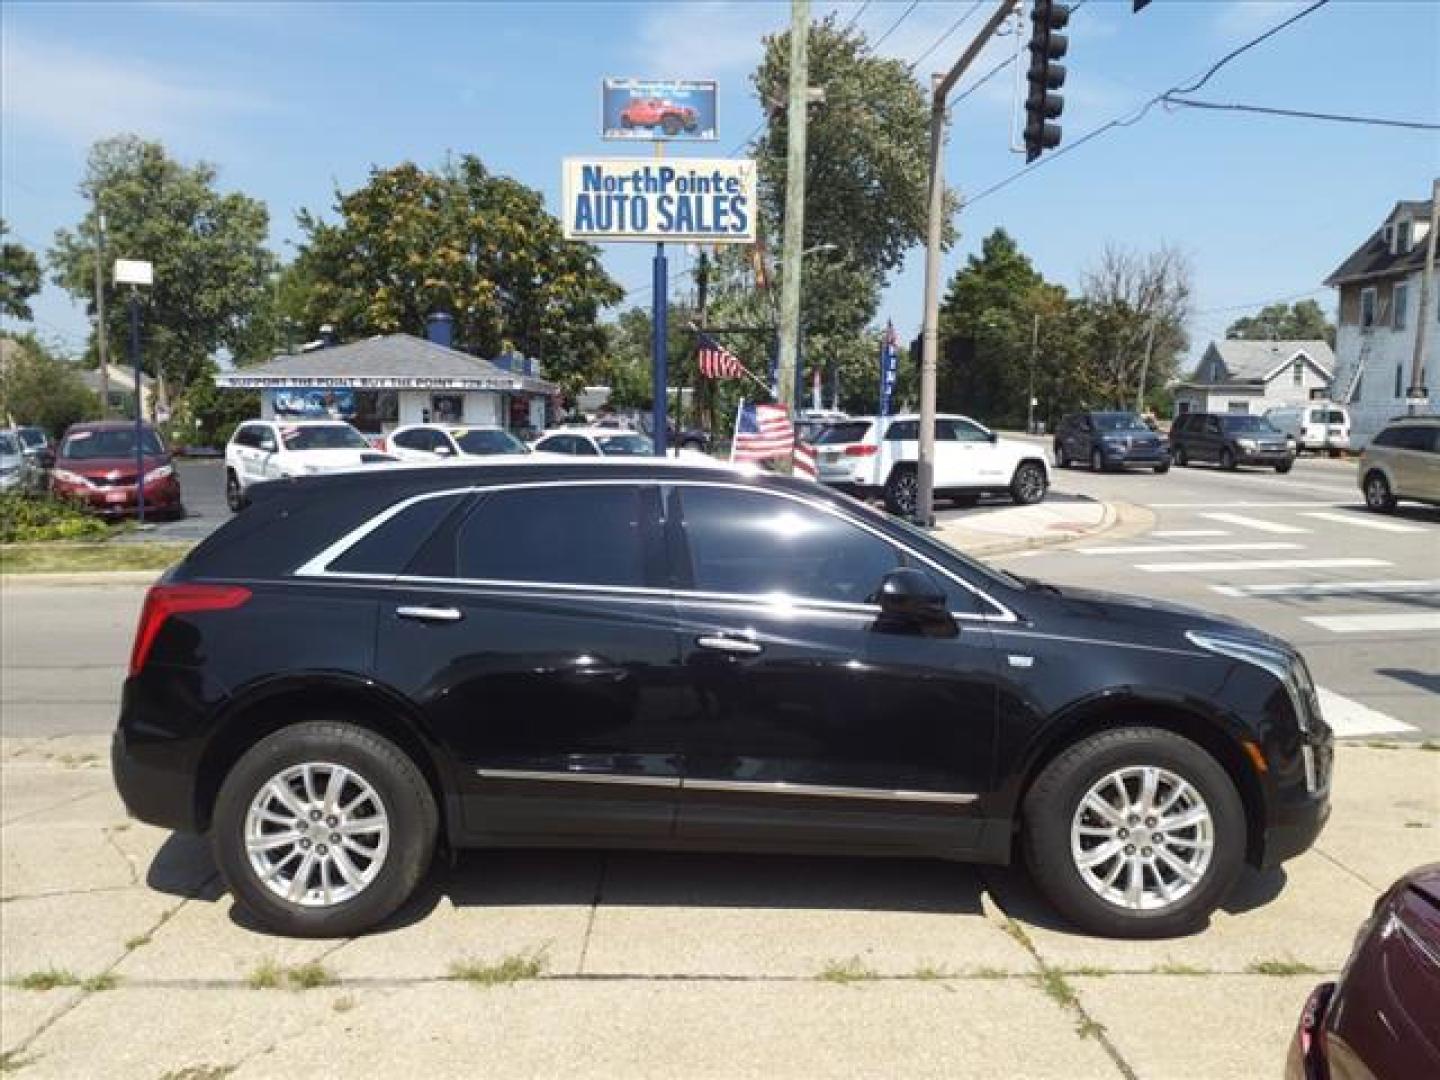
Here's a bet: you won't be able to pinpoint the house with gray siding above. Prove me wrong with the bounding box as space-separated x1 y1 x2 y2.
1171 339 1334 417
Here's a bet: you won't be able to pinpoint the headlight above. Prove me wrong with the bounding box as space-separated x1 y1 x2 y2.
143 465 174 483
51 468 91 487
1237 438 1257 450
1186 631 1314 734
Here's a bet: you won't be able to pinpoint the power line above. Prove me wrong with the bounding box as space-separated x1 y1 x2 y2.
1193 288 1329 316
868 0 920 52
908 1 985 73
842 0 872 32
952 51 1012 105
960 0 1332 210
1162 95 1440 131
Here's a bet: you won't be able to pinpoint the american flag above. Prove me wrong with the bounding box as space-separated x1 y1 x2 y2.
792 439 818 479
731 401 795 463
697 334 746 380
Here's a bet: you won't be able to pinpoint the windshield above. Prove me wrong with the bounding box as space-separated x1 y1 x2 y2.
1093 412 1146 431
17 428 45 449
595 433 653 456
815 421 873 445
60 428 166 460
280 424 370 451
455 429 528 455
1222 415 1280 434
0 433 20 456
1310 409 1346 424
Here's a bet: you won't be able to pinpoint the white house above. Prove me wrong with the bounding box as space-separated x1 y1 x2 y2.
1325 196 1439 447
1171 339 1335 417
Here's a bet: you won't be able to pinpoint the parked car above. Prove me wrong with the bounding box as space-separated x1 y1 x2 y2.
14 425 55 471
619 97 699 136
381 424 530 461
1358 415 1440 512
111 458 1333 938
532 428 654 457
50 420 183 518
1264 403 1351 456
1286 864 1439 1080
814 413 1050 516
1170 412 1296 472
796 409 849 446
636 415 712 453
0 430 31 492
225 420 395 512
1053 411 1170 473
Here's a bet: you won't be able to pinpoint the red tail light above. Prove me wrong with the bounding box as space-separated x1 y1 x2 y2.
374 436 388 452
129 584 251 677
844 444 878 457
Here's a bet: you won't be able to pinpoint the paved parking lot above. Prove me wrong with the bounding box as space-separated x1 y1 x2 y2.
2 735 1434 1078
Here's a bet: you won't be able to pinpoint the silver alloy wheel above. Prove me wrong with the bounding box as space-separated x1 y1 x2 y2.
244 762 390 908
1070 766 1214 912
1016 464 1046 502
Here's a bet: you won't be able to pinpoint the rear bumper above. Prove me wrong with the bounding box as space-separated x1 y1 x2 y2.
112 726 202 833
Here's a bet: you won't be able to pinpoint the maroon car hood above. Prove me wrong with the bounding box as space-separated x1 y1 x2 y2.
62 455 168 476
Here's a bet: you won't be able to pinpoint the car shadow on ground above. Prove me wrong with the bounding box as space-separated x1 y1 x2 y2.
1326 502 1440 525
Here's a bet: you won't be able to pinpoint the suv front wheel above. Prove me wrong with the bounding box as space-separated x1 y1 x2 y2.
1022 727 1245 938
212 721 438 938
1010 461 1048 505
1363 470 1396 512
225 469 246 513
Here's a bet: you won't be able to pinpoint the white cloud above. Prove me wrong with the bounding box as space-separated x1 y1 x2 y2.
0 31 269 148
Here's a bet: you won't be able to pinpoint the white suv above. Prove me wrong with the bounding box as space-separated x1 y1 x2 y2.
815 413 1050 516
226 420 392 511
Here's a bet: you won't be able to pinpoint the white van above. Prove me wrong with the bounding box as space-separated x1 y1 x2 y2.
1264 402 1350 456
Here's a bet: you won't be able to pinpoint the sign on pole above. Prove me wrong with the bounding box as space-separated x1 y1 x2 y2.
602 78 718 142
561 158 757 244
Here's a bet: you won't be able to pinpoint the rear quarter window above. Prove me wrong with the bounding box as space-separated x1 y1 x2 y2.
327 493 468 576
816 422 873 445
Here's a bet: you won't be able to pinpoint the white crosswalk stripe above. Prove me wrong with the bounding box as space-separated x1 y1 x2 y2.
1301 511 1428 534
1199 512 1309 534
1081 541 1301 556
1213 579 1440 598
1316 688 1418 738
1303 613 1440 634
1134 558 1392 573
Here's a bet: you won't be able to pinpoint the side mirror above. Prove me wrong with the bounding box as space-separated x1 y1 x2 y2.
874 568 956 638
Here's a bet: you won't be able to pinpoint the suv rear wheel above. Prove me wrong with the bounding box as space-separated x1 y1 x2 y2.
1363 470 1396 512
1054 442 1071 468
212 721 438 938
1022 727 1244 938
883 466 918 518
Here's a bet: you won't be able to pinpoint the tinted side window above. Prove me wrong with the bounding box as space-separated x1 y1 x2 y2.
678 487 903 606
947 419 991 443
233 426 256 449
456 485 650 587
885 420 918 441
329 494 466 575
1372 427 1401 448
392 429 431 451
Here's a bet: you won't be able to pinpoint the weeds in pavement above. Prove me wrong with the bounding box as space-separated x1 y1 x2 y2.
1419 741 1439 752
1063 965 1113 977
81 973 118 993
449 950 547 987
972 966 1011 979
913 963 951 981
124 933 152 950
0 1050 37 1074
157 1066 236 1080
1075 1017 1107 1041
1037 968 1079 1009
1153 961 1210 975
1404 821 1430 829
12 968 79 991
286 961 336 989
247 959 282 989
333 994 357 1013
817 956 878 984
1247 958 1321 976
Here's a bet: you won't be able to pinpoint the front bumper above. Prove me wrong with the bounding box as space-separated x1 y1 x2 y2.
56 477 183 515
1235 446 1294 465
1098 444 1169 466
1260 720 1334 870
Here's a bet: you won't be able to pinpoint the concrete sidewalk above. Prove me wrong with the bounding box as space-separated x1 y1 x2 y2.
936 497 1151 558
2 737 1434 1078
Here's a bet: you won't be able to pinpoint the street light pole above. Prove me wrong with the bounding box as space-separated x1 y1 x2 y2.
917 0 1020 525
1027 311 1040 434
129 287 145 523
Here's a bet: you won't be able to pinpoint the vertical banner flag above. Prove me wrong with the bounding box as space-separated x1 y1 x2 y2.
879 321 899 417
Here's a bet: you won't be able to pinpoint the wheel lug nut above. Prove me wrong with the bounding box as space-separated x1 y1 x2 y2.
1142 847 1153 857
330 834 340 844
1124 844 1135 855
317 845 328 855
310 810 322 821
1145 817 1156 827
1118 828 1129 839
327 816 338 827
299 838 311 849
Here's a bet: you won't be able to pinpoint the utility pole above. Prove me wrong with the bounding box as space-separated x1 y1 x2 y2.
775 0 810 473
918 0 1021 525
1407 176 1439 412
1027 310 1040 434
92 196 110 417
1136 317 1157 415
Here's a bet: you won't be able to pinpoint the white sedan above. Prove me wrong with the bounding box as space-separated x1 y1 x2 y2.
382 424 531 461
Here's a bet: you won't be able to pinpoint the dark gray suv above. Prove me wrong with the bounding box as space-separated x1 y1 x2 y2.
1171 412 1295 473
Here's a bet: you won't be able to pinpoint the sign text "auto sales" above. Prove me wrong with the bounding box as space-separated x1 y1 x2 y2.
562 158 757 244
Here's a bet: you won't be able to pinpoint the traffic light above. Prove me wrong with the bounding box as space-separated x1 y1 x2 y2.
1025 0 1070 163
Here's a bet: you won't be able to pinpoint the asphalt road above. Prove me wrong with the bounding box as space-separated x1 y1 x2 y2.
2 449 1436 738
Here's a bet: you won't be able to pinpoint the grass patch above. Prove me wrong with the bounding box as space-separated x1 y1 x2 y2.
81 972 119 993
124 934 152 950
157 1067 236 1080
817 956 878 985
246 959 282 990
0 1050 37 1074
448 951 547 987
1153 961 1210 976
1062 965 1113 977
12 968 79 991
913 963 952 981
247 958 337 990
1075 1017 1107 1040
972 966 1011 980
1246 958 1321 976
1037 968 1079 1009
0 541 192 575
1419 740 1439 752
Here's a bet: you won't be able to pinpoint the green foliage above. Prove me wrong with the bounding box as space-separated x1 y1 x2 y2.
1 219 43 322
0 333 100 437
291 157 622 395
49 136 276 395
167 362 259 449
1226 299 1334 346
12 967 80 991
449 950 547 987
817 956 878 984
0 491 111 543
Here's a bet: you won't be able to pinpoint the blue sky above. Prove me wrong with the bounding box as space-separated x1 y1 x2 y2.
2 0 1437 365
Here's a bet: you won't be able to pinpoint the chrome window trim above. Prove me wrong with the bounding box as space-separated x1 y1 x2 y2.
293 476 1018 623
477 768 679 789
682 778 978 805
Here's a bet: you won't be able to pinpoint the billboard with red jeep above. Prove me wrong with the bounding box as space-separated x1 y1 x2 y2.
603 78 716 141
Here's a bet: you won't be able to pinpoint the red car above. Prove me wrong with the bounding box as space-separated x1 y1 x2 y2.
619 97 698 136
1287 863 1440 1079
50 420 184 518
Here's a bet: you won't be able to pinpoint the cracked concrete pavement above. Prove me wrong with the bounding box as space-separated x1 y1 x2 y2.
2 736 1435 1078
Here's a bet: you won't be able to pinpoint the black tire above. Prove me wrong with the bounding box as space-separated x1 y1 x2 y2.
1010 461 1048 505
225 469 246 513
1153 460 1171 475
883 466 919 518
1175 445 1189 467
1219 447 1237 471
1363 470 1396 513
1090 448 1106 473
1054 442 1071 469
1022 727 1245 938
1275 460 1293 474
212 721 438 938
620 115 634 129
661 115 681 136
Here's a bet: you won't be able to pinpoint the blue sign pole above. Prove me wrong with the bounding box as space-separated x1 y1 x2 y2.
130 289 145 524
651 242 668 457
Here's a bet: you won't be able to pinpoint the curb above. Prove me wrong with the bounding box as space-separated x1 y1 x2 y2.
940 499 1155 559
1 570 163 587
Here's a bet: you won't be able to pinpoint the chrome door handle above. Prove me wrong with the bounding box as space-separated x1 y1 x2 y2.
696 635 763 656
396 606 463 623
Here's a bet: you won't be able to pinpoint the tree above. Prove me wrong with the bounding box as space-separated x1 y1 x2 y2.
1081 243 1193 410
49 137 276 397
290 157 622 394
1 220 43 322
0 333 98 437
1226 299 1334 346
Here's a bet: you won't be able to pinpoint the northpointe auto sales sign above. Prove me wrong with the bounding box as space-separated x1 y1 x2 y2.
562 158 756 244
